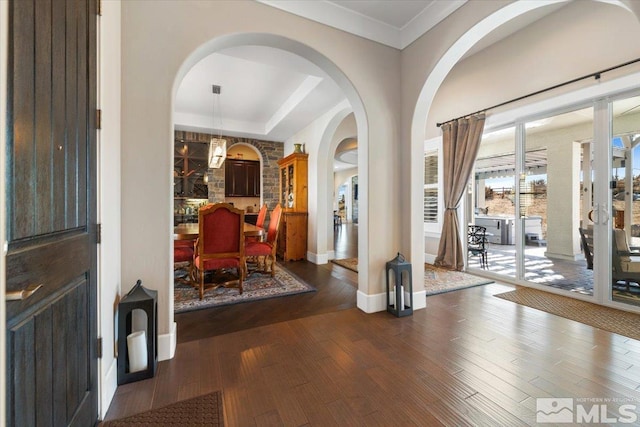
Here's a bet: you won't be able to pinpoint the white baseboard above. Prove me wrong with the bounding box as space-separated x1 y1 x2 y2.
158 321 176 361
327 250 335 260
306 251 328 265
357 290 426 313
413 290 427 310
100 358 118 419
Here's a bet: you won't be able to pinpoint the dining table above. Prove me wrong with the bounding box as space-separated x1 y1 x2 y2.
173 222 265 241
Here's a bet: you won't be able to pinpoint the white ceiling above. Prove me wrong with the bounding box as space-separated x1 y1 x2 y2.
257 0 467 49
173 0 569 168
174 46 346 142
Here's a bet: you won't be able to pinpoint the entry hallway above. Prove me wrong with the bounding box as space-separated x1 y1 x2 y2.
104 280 640 425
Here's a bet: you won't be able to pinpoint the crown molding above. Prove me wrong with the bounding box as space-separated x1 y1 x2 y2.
257 0 466 50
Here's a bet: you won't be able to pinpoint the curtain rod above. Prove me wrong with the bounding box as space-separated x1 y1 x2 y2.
436 57 640 128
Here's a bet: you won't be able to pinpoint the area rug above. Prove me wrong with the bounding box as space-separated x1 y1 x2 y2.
424 263 493 295
102 390 224 426
495 287 640 341
331 257 358 272
174 265 316 313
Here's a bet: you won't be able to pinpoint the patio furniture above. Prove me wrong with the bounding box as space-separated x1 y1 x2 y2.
579 227 594 270
612 228 640 291
468 225 488 269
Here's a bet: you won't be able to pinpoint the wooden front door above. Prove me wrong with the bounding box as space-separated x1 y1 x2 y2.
5 0 98 425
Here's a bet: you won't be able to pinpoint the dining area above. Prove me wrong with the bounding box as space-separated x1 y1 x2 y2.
173 202 282 300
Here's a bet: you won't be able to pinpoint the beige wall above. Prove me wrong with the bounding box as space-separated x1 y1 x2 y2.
98 0 122 416
429 1 640 137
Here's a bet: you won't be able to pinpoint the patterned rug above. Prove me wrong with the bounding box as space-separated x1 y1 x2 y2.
495 287 640 341
175 265 316 314
331 258 358 272
102 391 224 426
424 263 493 296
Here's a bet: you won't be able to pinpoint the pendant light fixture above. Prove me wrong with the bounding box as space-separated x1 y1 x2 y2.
208 84 226 168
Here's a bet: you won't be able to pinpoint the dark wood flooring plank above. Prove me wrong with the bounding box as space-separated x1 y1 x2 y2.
104 234 640 427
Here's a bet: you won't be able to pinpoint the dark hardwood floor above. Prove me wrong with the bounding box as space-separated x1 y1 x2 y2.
104 222 640 425
176 222 359 342
333 221 358 259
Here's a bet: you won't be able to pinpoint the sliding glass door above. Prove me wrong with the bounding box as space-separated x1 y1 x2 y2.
470 128 516 279
610 95 640 307
467 91 640 312
521 107 594 295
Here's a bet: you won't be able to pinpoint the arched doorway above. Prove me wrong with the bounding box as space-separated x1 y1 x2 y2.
171 34 369 316
411 0 640 306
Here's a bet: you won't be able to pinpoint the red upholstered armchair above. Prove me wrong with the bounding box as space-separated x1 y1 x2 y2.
246 203 268 244
174 239 195 285
245 204 282 277
193 203 246 300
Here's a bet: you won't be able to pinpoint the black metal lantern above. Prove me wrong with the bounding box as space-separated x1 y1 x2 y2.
386 253 413 317
117 280 158 385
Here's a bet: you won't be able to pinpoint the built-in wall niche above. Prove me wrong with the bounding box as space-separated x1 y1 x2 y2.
224 144 261 212
227 144 259 161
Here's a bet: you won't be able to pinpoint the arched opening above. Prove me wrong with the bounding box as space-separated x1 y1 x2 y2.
170 34 370 314
411 0 639 305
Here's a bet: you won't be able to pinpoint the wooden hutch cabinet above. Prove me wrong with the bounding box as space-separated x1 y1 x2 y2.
277 152 308 261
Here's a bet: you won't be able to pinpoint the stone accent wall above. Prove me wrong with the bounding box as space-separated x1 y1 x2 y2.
174 131 284 210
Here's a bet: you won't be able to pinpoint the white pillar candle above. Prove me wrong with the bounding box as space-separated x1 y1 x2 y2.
127 330 148 373
399 285 404 310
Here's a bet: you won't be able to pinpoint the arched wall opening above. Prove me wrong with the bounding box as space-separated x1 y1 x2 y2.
315 106 356 262
409 0 638 283
171 34 370 315
225 142 265 205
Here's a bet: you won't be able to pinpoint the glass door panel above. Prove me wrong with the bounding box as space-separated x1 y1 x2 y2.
469 127 516 279
611 95 640 307
522 107 594 295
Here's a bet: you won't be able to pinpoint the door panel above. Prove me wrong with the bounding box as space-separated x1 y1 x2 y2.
6 0 98 425
610 95 640 307
470 127 517 278
522 107 594 294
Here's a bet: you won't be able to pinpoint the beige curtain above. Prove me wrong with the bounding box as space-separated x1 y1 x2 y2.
434 114 486 270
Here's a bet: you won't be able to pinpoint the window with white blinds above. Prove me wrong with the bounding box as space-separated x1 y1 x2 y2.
424 150 438 223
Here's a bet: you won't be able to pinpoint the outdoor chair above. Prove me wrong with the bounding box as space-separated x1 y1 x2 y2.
579 227 594 270
467 225 488 269
612 228 640 291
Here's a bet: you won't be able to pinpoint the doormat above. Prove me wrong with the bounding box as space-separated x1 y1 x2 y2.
102 390 224 426
495 287 640 341
331 258 358 272
174 265 316 313
424 263 493 296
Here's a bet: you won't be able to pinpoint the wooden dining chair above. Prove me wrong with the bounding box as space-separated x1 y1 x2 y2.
246 203 268 244
193 203 246 300
245 203 282 277
174 239 195 285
